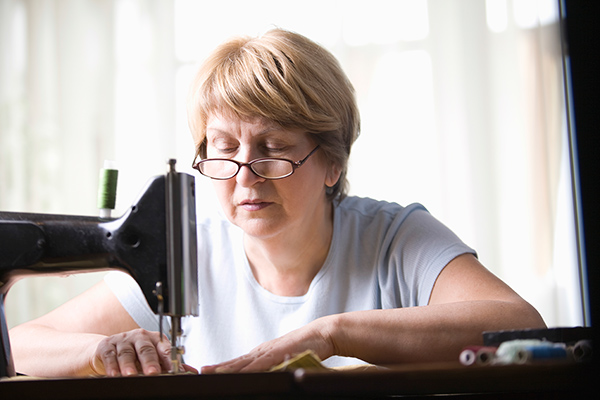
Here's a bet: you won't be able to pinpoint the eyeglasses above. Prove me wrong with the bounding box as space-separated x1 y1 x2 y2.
192 145 320 180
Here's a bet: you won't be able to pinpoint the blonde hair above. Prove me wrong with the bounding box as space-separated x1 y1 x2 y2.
187 28 360 200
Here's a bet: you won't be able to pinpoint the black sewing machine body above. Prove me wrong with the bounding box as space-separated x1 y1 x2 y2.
0 165 198 377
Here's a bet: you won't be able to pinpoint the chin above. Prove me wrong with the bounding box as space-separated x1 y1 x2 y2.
235 218 285 239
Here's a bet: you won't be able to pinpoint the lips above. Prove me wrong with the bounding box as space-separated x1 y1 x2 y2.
238 199 273 211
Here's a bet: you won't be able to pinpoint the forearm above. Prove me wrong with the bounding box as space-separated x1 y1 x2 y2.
10 323 105 377
328 300 546 366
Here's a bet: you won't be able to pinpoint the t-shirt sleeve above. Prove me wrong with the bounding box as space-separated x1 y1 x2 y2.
378 203 476 308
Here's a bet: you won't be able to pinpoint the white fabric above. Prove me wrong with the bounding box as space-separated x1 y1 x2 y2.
104 196 475 369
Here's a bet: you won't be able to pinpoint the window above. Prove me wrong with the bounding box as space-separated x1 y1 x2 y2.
1 0 579 329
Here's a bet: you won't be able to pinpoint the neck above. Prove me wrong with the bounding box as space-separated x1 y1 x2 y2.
244 202 334 297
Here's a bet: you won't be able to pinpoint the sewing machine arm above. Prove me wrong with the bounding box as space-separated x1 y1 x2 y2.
0 166 198 377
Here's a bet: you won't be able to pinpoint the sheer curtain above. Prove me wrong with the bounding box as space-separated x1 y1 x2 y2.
1 0 581 329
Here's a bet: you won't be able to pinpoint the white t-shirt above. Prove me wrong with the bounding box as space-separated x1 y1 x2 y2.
105 196 475 369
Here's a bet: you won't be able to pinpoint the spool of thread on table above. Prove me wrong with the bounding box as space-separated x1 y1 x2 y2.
516 345 567 363
97 160 118 219
459 346 498 366
495 339 567 364
572 340 593 362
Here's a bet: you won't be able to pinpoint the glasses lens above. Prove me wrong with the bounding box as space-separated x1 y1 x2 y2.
198 159 239 179
252 159 293 179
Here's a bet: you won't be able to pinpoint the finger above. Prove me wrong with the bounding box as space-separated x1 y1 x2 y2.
200 366 215 374
182 364 199 374
115 341 141 376
201 359 243 374
153 334 174 373
237 353 280 373
202 353 261 374
96 341 121 377
134 338 163 376
201 364 227 374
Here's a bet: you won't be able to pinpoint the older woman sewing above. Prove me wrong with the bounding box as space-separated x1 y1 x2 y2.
9 29 545 377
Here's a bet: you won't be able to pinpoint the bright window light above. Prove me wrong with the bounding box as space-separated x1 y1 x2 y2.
342 0 428 46
513 0 559 29
513 0 538 29
486 0 508 33
537 0 559 26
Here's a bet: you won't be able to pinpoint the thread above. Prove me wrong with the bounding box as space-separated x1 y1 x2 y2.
572 340 593 362
459 346 497 366
97 160 118 218
516 346 567 363
495 339 567 364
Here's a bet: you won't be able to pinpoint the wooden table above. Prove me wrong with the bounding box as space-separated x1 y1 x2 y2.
0 361 595 399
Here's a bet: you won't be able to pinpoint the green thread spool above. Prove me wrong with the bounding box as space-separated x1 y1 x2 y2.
97 161 118 218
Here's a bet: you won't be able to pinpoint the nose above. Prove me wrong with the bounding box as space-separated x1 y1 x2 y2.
235 150 266 187
235 164 264 186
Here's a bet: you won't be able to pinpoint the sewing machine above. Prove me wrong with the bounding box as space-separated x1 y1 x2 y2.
0 159 198 378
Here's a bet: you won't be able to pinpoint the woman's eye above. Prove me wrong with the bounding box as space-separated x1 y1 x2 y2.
263 145 288 154
215 146 237 154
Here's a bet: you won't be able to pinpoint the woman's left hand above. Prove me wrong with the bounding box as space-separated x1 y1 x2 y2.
201 317 335 373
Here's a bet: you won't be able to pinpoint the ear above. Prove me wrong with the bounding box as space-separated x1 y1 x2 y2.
325 163 342 188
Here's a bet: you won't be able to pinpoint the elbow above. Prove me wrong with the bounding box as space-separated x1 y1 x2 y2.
502 299 547 331
524 304 547 329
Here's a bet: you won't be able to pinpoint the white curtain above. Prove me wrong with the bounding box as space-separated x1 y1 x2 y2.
1 0 581 329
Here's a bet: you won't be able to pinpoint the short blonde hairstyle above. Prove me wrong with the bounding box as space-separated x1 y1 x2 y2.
187 28 360 201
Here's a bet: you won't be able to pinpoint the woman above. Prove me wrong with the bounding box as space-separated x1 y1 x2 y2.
9 29 545 377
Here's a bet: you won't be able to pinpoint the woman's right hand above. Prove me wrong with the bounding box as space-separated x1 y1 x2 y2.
91 328 173 376
11 281 199 378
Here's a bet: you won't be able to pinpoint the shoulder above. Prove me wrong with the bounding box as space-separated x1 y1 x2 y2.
331 196 439 259
335 196 429 228
333 196 472 256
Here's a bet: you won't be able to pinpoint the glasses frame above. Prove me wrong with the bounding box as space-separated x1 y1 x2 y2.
192 145 321 180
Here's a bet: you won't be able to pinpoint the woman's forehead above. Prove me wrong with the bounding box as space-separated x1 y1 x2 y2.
207 112 278 131
206 113 304 141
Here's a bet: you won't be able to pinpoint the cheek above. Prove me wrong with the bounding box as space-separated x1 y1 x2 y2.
278 170 327 206
211 181 234 208
299 162 329 190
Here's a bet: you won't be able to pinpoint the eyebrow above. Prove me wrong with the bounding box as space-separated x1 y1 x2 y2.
205 124 290 139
